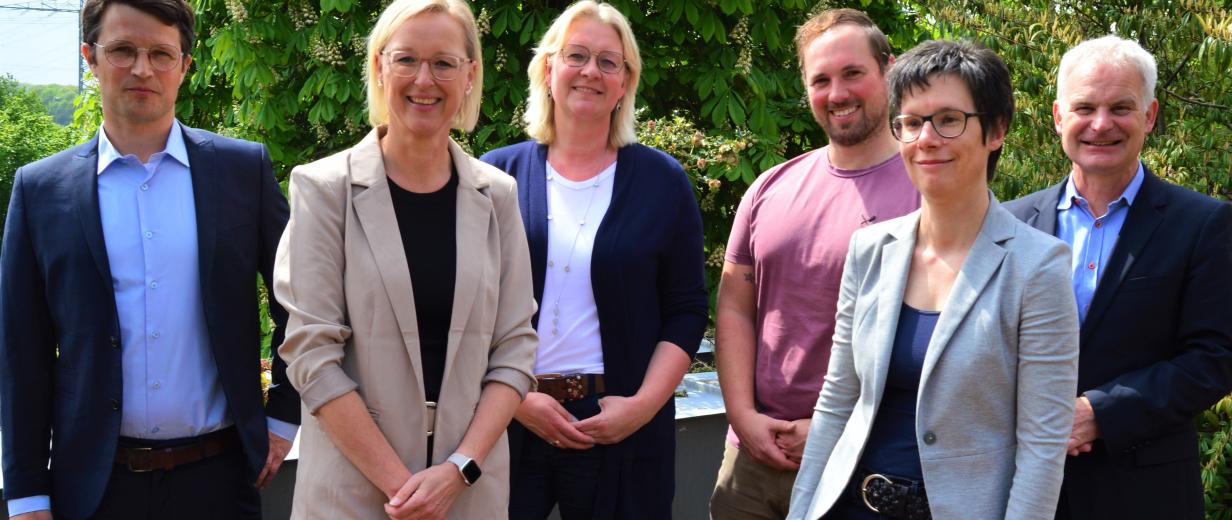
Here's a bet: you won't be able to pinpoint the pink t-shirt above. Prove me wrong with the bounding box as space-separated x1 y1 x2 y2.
725 147 918 444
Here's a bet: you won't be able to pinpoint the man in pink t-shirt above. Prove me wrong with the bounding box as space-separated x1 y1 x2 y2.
710 9 920 519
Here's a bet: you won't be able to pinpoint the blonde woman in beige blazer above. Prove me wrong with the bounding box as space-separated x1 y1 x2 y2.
789 41 1079 519
273 1 537 518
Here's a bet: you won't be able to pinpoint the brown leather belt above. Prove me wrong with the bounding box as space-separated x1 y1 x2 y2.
535 373 605 403
114 427 240 472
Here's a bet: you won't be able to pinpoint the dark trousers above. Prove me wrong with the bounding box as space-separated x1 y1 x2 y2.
88 431 260 520
508 395 605 520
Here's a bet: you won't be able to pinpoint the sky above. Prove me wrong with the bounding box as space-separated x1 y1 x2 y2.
0 1 83 86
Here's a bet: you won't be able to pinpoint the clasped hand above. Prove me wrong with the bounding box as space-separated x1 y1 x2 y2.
384 463 467 520
516 392 656 448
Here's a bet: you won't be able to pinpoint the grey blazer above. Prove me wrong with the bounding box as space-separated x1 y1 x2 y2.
788 198 1080 520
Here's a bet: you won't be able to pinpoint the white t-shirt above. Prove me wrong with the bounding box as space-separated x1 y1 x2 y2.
535 160 616 375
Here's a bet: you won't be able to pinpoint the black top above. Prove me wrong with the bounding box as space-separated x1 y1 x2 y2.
388 169 457 402
859 303 940 481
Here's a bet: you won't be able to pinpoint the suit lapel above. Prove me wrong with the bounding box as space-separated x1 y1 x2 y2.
1027 182 1064 236
72 137 111 281
1080 169 1166 343
184 126 220 300
440 141 491 389
920 199 1013 385
349 129 425 390
870 214 917 399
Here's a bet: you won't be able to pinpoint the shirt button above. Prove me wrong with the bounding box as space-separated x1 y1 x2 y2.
1094 221 1103 228
152 381 161 390
144 231 153 239
1087 262 1096 270
140 183 149 191
923 431 937 445
149 281 158 289
110 399 120 410
151 426 160 433
110 336 119 348
151 331 160 339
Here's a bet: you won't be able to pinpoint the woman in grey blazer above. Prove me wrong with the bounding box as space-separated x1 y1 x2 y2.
788 41 1080 520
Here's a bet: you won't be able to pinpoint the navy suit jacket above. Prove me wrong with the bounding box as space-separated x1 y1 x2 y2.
481 141 708 519
1004 167 1232 519
0 125 300 519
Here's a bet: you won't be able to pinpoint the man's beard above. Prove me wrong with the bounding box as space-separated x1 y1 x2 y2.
817 101 885 147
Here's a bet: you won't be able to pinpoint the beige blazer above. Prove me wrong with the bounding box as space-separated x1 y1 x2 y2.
274 128 538 519
788 198 1080 520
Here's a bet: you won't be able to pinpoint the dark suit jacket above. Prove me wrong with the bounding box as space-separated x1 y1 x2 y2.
481 141 709 519
1004 166 1232 519
0 125 300 519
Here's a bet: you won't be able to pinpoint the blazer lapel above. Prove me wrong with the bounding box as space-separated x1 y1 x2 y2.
1080 168 1166 343
349 129 425 390
920 198 1013 385
72 136 111 281
184 126 220 297
526 144 550 309
440 141 491 388
869 214 917 397
1027 182 1064 236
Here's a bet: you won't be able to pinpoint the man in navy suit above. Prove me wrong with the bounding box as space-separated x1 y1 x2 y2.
1005 35 1232 519
0 1 299 518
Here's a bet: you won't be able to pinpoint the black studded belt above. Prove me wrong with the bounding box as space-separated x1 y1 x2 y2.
853 469 932 520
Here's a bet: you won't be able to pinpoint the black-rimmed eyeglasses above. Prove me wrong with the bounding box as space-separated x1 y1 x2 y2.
381 51 472 81
92 40 185 71
891 110 984 142
557 44 625 74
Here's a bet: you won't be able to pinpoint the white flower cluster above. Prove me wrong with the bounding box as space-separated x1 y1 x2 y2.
225 0 248 23
730 17 753 75
291 1 319 31
309 34 346 67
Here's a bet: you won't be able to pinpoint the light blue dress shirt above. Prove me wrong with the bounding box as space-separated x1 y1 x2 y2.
7 122 296 517
1056 163 1144 322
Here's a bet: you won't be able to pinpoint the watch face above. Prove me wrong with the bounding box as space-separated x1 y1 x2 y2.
461 460 482 484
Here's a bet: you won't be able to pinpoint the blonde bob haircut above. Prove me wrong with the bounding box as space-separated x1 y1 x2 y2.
365 0 483 131
524 1 642 148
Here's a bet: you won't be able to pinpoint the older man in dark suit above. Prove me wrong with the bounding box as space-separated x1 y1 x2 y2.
1005 35 1232 519
0 1 299 518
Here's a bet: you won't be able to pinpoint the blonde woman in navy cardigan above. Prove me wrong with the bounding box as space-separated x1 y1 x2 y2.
480 2 707 519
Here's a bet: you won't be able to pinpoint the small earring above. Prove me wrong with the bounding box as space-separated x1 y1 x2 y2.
616 101 622 111
466 84 473 94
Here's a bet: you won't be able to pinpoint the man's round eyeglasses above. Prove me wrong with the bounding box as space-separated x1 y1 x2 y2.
93 41 184 72
381 51 471 81
557 44 625 74
891 110 984 142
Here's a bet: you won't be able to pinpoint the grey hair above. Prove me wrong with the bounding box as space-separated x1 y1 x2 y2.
1057 35 1157 106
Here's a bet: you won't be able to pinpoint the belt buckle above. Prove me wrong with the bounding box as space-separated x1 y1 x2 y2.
860 473 893 513
425 401 437 437
125 446 157 473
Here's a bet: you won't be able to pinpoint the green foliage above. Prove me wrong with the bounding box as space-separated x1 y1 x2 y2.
0 75 75 226
1201 396 1232 519
908 0 1232 200
23 83 78 126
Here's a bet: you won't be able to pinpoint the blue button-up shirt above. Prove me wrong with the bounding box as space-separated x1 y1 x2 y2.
1056 163 1144 322
7 122 296 517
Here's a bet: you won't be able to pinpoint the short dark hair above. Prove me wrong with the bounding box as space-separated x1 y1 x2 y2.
794 8 892 72
82 0 195 63
887 39 1014 181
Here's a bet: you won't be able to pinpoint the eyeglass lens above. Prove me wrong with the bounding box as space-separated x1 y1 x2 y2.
560 44 624 74
98 41 182 71
385 51 467 81
893 110 973 141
